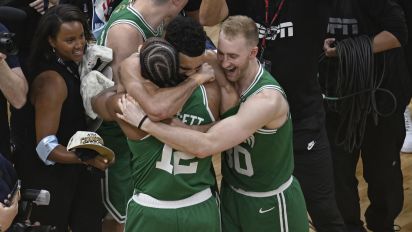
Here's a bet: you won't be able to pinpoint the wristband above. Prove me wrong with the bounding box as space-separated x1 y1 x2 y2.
36 135 58 166
138 115 148 129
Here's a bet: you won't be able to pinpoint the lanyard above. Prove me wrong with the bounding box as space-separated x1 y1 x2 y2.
261 0 286 50
56 57 80 80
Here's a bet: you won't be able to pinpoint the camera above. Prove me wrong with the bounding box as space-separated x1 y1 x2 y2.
9 189 56 232
0 32 18 55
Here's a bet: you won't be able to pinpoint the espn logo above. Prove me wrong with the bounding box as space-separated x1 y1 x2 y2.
327 18 358 35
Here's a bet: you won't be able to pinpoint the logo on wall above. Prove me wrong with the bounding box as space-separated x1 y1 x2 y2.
256 22 294 41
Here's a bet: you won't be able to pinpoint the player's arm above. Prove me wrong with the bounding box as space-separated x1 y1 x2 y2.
91 83 146 140
105 24 143 83
119 54 214 121
91 85 117 121
205 51 238 113
186 0 228 26
118 89 288 157
107 93 147 141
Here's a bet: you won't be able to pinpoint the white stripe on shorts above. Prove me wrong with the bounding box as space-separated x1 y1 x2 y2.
132 188 212 209
281 192 289 232
230 176 293 198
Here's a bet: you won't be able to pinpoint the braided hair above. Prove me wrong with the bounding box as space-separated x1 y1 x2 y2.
140 37 183 87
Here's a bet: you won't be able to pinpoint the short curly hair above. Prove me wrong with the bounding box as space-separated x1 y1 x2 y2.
140 37 182 87
164 15 206 57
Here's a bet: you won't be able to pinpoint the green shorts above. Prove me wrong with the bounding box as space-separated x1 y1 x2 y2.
220 176 308 232
99 122 134 223
125 188 221 232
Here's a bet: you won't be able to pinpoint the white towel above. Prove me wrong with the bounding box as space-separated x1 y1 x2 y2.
79 44 113 78
81 70 114 119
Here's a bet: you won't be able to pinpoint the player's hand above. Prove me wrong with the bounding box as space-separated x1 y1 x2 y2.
0 191 19 231
29 0 46 14
116 94 148 128
189 63 215 85
323 38 337 57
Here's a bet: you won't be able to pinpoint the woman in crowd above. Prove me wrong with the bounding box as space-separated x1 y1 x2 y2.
12 4 110 232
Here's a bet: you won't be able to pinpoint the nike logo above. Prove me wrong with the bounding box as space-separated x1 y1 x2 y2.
307 140 315 150
259 207 275 214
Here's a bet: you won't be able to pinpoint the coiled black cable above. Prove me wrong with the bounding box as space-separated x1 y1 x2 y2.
321 35 397 152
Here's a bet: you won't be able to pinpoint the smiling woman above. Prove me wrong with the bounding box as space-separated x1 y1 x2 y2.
11 4 107 231
48 21 86 63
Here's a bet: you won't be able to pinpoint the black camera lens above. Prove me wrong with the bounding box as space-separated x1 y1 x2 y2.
0 32 18 55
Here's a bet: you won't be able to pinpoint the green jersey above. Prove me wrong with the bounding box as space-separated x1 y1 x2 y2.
97 0 163 140
221 64 294 192
128 85 216 200
96 1 163 222
97 2 163 46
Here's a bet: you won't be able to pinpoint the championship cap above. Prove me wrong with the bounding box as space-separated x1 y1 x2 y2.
67 131 114 161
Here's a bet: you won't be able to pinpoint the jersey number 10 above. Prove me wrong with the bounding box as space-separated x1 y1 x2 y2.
226 145 254 177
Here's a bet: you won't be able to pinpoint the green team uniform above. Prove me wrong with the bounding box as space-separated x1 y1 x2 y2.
98 3 163 47
97 3 163 223
125 86 220 232
220 64 308 232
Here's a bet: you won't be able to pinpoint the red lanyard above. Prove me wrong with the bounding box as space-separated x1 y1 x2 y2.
261 0 286 48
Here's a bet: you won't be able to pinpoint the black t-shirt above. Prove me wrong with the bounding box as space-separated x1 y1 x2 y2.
319 0 411 112
0 23 20 160
227 0 330 132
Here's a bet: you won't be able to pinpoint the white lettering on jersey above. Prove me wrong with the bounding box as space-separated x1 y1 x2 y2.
244 135 255 148
156 144 198 175
177 113 205 125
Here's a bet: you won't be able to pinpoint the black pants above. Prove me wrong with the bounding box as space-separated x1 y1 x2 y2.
14 147 105 232
293 126 346 232
325 109 404 232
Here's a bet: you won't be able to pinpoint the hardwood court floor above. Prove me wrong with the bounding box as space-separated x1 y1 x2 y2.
212 153 412 232
358 153 412 232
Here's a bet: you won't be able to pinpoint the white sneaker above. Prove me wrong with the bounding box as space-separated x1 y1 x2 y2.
401 107 412 153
